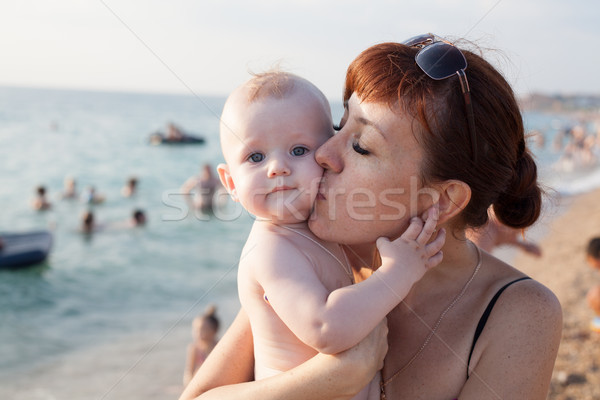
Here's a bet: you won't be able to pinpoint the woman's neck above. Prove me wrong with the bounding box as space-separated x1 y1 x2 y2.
343 242 377 273
413 229 479 294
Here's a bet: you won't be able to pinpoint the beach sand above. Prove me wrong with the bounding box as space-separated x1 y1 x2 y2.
509 188 600 400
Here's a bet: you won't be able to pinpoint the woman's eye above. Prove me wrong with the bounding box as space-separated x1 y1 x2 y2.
248 153 264 163
352 142 370 155
291 146 309 156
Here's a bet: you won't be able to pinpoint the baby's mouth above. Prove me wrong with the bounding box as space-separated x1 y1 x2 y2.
271 186 293 193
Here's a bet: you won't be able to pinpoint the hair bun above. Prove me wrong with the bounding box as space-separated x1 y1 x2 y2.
493 151 542 229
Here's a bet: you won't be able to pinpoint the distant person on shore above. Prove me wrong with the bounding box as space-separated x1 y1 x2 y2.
586 237 600 271
80 186 105 205
467 206 542 257
585 238 600 332
554 124 598 172
61 176 78 199
181 164 223 213
587 286 600 332
183 305 220 387
31 186 52 211
121 177 138 198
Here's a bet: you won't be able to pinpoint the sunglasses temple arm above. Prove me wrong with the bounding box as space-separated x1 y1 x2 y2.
457 70 478 162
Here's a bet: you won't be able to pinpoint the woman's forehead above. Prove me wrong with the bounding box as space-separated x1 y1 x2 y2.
348 95 413 138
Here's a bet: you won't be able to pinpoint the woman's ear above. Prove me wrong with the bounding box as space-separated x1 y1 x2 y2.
436 180 471 225
216 163 239 202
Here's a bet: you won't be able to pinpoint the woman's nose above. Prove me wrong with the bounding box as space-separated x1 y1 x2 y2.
267 157 291 177
315 134 343 173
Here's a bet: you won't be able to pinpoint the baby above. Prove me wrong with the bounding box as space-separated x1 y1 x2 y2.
217 71 445 399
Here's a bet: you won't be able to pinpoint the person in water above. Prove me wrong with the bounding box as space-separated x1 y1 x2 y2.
181 164 224 213
31 185 52 211
121 177 138 197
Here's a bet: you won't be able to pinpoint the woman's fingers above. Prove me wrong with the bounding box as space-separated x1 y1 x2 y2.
339 318 388 373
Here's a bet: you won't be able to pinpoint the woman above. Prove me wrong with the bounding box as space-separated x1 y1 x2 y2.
180 35 562 399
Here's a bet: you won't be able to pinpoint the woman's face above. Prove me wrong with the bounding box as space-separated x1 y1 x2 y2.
308 93 438 245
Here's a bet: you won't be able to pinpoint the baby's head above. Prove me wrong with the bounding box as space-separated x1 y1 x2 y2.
217 71 333 223
587 237 600 270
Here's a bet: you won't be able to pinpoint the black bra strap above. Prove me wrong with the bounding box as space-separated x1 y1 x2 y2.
467 276 531 377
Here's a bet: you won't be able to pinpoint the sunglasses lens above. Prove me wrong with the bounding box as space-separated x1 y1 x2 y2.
402 33 434 47
416 42 467 80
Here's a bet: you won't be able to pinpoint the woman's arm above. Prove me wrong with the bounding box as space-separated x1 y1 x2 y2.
458 280 562 399
180 308 388 400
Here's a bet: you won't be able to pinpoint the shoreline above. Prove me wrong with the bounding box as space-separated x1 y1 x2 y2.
510 188 600 399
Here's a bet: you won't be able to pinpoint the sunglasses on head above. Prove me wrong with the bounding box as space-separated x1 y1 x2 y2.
403 33 477 162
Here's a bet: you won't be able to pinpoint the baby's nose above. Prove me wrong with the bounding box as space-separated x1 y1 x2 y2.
267 158 291 177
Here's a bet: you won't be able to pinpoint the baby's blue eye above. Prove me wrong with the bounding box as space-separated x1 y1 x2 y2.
248 153 264 163
292 146 309 156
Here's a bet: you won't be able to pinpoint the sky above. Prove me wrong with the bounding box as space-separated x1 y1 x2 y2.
1 0 599 100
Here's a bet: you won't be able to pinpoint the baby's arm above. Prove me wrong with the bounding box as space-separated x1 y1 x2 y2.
258 206 444 354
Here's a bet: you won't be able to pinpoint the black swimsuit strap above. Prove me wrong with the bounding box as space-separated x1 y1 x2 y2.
467 276 531 377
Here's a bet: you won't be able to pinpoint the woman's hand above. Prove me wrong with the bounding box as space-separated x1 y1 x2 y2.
328 317 388 393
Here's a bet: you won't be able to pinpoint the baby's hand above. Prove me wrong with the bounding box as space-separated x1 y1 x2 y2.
376 205 446 285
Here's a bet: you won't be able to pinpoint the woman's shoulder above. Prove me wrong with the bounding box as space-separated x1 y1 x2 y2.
476 251 562 333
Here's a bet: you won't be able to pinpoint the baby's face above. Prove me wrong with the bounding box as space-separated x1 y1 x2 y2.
220 89 333 223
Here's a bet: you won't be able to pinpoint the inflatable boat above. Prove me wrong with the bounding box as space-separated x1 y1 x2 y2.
0 230 53 270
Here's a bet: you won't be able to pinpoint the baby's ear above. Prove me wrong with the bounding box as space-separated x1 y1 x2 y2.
216 163 239 202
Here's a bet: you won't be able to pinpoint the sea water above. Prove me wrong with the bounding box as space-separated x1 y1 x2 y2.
0 86 597 399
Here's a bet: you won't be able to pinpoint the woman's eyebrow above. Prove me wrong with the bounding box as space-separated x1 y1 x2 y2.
357 116 387 139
